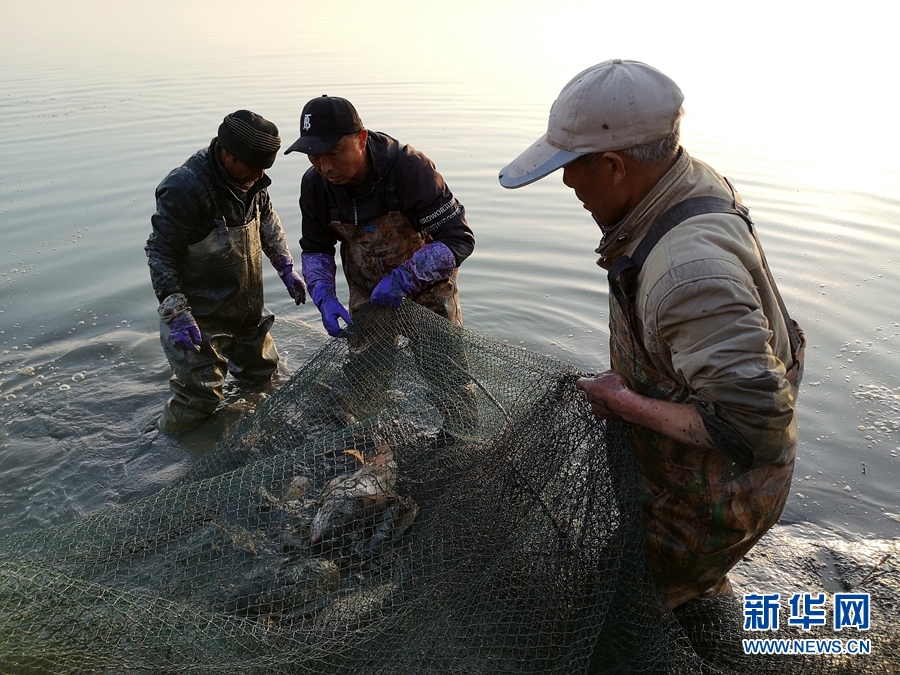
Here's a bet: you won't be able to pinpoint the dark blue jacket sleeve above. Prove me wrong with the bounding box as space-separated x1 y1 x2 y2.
395 145 474 266
299 167 339 257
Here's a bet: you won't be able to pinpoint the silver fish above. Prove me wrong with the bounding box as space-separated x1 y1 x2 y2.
309 452 397 545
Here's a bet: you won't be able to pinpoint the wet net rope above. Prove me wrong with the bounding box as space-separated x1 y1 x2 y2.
0 302 897 674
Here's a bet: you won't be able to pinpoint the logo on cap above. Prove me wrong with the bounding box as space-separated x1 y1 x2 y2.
302 114 312 131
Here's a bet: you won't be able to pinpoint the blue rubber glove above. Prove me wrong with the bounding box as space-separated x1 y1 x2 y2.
370 241 457 308
169 311 202 352
370 266 415 308
302 252 352 337
273 257 307 305
319 296 352 337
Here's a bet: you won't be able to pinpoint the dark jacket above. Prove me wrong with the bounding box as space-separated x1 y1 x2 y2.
299 131 474 266
146 140 292 302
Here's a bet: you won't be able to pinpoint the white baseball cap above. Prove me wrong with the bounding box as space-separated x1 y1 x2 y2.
499 59 684 188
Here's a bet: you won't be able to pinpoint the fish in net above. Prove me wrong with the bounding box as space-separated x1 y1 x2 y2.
0 302 897 674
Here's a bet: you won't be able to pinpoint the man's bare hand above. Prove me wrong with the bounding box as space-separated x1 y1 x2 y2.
576 370 632 420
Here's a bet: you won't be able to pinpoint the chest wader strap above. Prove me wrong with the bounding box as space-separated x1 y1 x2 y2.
383 170 400 212
607 195 804 382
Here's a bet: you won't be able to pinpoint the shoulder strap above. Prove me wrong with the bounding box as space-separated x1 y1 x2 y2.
383 170 400 212
324 187 339 224
606 194 803 378
607 196 746 306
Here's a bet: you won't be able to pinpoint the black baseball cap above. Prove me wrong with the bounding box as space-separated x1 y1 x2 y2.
284 95 364 155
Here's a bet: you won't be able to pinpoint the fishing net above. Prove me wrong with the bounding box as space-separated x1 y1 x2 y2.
0 302 897 674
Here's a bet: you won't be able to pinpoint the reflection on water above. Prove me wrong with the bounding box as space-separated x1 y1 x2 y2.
1 2 899 548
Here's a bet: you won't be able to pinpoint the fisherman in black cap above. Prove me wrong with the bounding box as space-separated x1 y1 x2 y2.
146 110 306 433
285 95 477 435
285 95 474 334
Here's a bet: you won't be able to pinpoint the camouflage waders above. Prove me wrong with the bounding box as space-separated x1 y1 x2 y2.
606 197 804 610
159 207 278 432
330 210 461 322
608 297 798 609
330 211 476 436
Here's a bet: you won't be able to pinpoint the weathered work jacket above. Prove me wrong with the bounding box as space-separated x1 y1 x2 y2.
145 140 292 304
299 131 474 267
597 149 798 471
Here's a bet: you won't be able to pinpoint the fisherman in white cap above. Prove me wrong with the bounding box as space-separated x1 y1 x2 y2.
500 60 805 611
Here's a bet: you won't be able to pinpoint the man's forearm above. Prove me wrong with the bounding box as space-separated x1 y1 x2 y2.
616 389 714 450
577 371 714 450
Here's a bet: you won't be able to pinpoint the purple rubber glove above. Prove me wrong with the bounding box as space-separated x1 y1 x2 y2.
169 312 202 352
302 252 352 337
273 257 307 305
370 241 457 308
158 293 202 352
319 296 352 337
370 266 415 308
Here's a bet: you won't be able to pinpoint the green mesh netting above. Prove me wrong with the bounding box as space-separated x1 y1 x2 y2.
0 302 897 674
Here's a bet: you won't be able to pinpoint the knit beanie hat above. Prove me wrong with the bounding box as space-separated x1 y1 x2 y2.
217 110 281 169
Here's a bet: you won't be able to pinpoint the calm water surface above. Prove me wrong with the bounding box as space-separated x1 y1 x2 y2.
1 2 899 546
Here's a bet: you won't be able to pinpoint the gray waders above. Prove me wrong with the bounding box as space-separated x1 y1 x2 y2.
159 208 278 433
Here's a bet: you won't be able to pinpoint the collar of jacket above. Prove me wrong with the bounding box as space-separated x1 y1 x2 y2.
594 148 691 270
207 139 272 200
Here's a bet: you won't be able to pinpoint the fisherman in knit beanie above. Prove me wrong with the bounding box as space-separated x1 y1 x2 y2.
146 110 306 433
